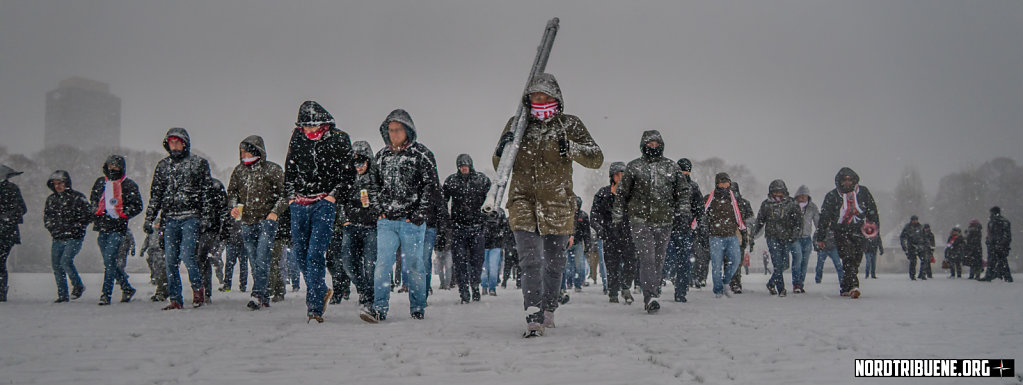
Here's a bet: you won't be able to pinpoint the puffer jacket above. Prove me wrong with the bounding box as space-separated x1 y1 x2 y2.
90 155 144 234
376 109 438 226
145 127 214 226
612 130 690 227
492 73 603 235
44 170 92 240
338 141 382 227
444 154 491 228
751 180 803 242
226 135 287 225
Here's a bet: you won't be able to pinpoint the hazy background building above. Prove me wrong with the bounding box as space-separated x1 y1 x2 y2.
44 77 120 150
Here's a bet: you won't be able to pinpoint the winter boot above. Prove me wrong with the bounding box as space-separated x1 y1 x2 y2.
471 286 481 302
192 288 205 308
247 300 261 311
645 300 660 314
621 290 634 305
609 294 619 303
54 297 69 303
162 301 183 310
71 285 85 300
98 295 111 306
543 310 555 329
523 310 545 338
360 307 382 324
121 287 136 303
411 311 424 320
778 289 787 297
767 283 777 295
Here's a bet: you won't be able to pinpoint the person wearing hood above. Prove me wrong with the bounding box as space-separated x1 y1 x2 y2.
139 218 168 302
612 130 689 313
979 206 1013 282
443 153 492 303
195 177 228 305
44 170 93 302
862 224 884 280
591 161 636 304
493 73 603 335
945 227 965 279
144 127 214 310
900 215 926 280
0 165 26 302
965 220 984 279
727 182 755 294
328 140 380 310
665 158 703 302
700 173 748 298
751 180 803 297
921 223 936 279
283 101 355 322
563 196 591 294
226 135 287 310
89 155 144 305
816 167 879 298
482 208 510 296
792 185 820 292
360 109 438 323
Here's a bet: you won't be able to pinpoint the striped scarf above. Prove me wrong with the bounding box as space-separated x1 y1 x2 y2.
95 176 127 219
530 101 558 121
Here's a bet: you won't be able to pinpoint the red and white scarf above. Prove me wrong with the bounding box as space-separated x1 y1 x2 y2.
530 101 558 121
242 156 260 166
838 186 863 224
298 124 330 141
95 176 127 219
694 189 746 230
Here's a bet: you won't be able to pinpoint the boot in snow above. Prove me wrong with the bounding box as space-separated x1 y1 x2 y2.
71 285 85 300
162 301 183 310
192 288 204 308
121 287 136 303
645 300 660 314
621 290 634 305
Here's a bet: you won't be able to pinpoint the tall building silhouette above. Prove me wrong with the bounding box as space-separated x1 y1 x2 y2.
45 77 121 150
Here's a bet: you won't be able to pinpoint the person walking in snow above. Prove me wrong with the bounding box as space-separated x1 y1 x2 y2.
285 101 355 322
921 223 936 279
90 155 144 306
226 135 286 310
482 208 510 296
750 180 803 297
562 196 591 295
701 173 747 298
815 167 879 298
444 154 492 303
139 221 168 302
979 206 1013 282
792 185 819 292
900 215 927 280
965 220 984 279
613 130 689 313
727 182 755 294
44 170 92 302
331 140 380 310
360 109 437 323
0 165 26 302
945 227 965 279
591 162 636 304
492 73 603 336
664 158 702 303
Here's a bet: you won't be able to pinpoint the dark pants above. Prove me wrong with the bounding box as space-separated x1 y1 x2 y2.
835 230 864 293
603 232 636 297
223 232 247 290
983 248 1014 281
452 225 484 301
503 247 520 287
666 230 693 298
692 238 710 286
0 240 13 300
269 239 289 298
341 225 376 306
196 232 219 299
949 259 962 278
514 231 569 312
325 231 352 298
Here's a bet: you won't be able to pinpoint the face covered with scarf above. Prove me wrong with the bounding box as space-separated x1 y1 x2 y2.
529 92 559 121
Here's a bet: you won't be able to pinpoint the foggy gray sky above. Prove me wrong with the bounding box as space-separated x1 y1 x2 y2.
2 0 1021 197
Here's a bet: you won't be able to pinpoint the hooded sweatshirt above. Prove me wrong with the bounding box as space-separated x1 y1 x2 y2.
44 170 92 240
375 109 439 225
337 140 382 227
443 154 492 227
0 165 27 244
226 135 287 225
145 127 215 225
284 101 355 201
794 185 819 238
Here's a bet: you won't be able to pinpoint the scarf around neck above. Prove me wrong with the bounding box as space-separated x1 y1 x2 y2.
96 176 127 219
530 101 558 121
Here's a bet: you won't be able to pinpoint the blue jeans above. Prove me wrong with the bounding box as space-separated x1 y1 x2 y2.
99 232 132 298
481 248 502 291
374 219 427 316
286 243 301 289
52 238 85 299
341 224 377 306
290 200 336 317
863 252 876 277
766 238 795 292
562 243 586 289
163 217 201 303
815 248 843 283
403 227 437 291
223 236 247 289
709 236 742 295
791 237 813 286
596 239 607 291
242 220 279 300
666 230 693 298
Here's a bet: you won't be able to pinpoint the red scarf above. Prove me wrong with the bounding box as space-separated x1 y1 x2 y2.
242 156 260 166
299 124 330 141
294 193 328 205
695 189 746 230
530 101 559 121
839 187 862 224
95 176 127 219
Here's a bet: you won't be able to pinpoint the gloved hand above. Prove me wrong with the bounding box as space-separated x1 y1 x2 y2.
495 131 515 157
558 136 570 158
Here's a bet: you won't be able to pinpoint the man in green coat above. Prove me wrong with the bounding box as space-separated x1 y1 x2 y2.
493 73 603 336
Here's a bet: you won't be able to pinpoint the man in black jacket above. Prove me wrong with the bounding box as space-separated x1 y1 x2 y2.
44 170 92 302
443 154 492 303
361 109 438 323
329 140 380 309
666 158 702 302
980 206 1013 282
145 127 215 309
815 167 879 298
90 156 144 305
900 215 926 280
285 101 355 322
750 180 803 297
591 162 637 304
0 165 27 302
564 196 591 294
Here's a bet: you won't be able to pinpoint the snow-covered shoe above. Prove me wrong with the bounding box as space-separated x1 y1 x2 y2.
621 291 634 305
767 284 777 295
162 301 183 310
239 286 247 292
307 314 323 323
121 287 136 303
609 295 619 303
411 312 424 320
70 285 85 300
360 307 382 324
793 284 805 294
850 288 860 299
559 293 570 305
192 288 204 308
543 311 555 329
247 300 261 311
778 289 787 297
98 295 111 306
645 300 660 314
523 323 544 338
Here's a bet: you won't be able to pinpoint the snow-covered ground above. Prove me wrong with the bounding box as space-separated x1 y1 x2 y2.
1 271 1020 385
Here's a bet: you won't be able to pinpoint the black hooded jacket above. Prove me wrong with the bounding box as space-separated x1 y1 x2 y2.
338 141 382 227
751 180 803 242
815 167 879 243
90 155 144 234
145 127 215 227
987 213 1012 253
0 165 27 244
443 154 492 228
572 197 591 246
483 209 510 250
44 170 92 240
375 109 439 226
284 101 355 201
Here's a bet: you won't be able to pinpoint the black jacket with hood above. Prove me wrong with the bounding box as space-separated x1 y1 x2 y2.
987 212 1012 253
0 165 27 244
443 154 492 228
815 167 879 244
572 197 591 246
338 141 382 227
145 127 215 228
283 101 355 201
375 109 439 226
44 170 92 240
90 155 144 234
590 161 626 241
612 130 690 227
751 180 803 242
